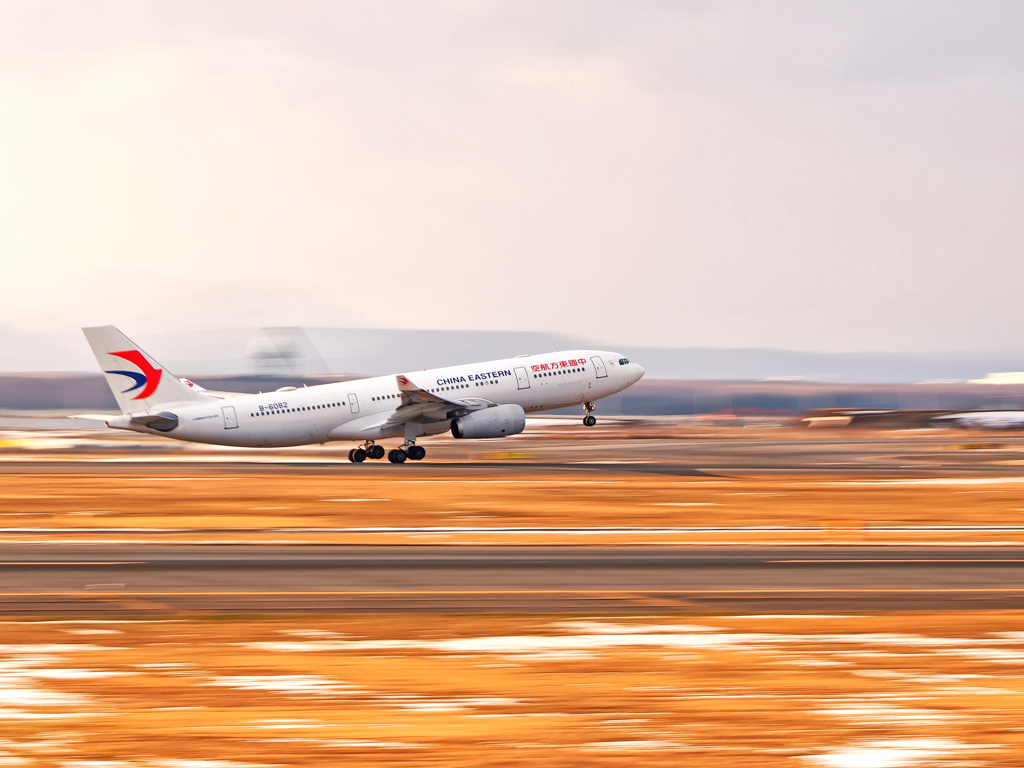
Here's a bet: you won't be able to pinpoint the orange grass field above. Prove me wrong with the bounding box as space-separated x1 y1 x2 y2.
5 427 1024 763
2 612 1024 766
3 469 1024 545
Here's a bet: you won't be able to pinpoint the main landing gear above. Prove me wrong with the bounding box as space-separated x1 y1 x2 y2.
583 401 597 427
348 442 386 463
390 440 426 463
349 442 427 463
387 444 428 462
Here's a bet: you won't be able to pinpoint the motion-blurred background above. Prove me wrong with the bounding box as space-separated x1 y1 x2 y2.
7 325 1024 418
8 5 1024 766
6 1 1024 379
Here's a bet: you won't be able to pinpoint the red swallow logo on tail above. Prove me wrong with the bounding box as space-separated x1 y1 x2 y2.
104 350 162 400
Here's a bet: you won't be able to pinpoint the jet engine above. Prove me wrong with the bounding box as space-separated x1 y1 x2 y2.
451 404 526 439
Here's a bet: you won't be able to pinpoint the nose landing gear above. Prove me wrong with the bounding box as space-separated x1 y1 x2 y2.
583 401 597 427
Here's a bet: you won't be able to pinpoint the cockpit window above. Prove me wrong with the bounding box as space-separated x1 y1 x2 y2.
618 358 630 365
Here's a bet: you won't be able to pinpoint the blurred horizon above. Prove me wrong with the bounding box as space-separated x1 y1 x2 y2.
7 323 1024 384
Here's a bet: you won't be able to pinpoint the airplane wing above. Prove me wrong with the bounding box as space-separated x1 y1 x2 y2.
378 374 495 428
178 378 250 399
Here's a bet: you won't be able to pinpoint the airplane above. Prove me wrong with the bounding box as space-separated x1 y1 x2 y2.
81 326 645 463
932 411 1024 429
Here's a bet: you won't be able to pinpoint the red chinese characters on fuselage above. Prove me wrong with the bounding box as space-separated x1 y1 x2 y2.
530 358 584 373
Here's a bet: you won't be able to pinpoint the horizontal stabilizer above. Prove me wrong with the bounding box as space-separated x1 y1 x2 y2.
67 413 120 424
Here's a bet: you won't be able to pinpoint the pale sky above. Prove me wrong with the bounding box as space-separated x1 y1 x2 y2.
3 1 1024 352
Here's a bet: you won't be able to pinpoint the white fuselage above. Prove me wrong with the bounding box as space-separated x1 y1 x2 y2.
111 350 644 448
935 411 1024 429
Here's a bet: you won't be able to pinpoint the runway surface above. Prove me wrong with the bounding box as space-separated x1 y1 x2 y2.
8 428 1024 477
3 544 1024 614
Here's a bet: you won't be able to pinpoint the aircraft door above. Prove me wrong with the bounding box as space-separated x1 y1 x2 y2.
221 405 238 429
514 366 531 390
591 356 608 379
347 393 359 414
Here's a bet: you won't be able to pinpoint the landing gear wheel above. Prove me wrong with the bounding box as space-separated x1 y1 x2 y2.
407 445 426 461
583 414 597 427
368 444 385 460
350 448 367 463
387 448 407 464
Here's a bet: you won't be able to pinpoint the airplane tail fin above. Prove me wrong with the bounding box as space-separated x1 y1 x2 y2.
82 325 212 413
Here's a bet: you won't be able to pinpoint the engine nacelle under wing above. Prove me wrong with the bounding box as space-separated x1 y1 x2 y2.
451 404 526 439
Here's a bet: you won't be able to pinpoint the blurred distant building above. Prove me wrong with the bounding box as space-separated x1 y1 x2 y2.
970 372 1024 385
244 328 331 375
6 374 1024 422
